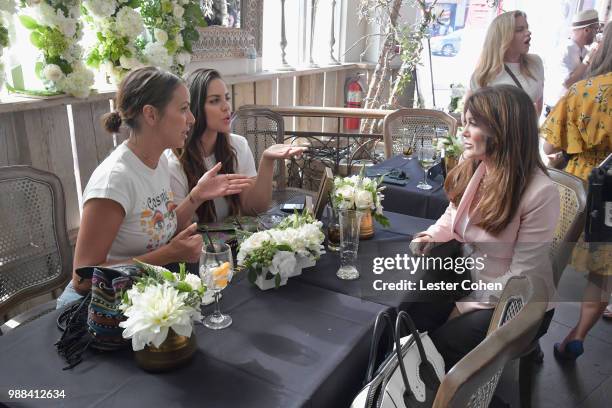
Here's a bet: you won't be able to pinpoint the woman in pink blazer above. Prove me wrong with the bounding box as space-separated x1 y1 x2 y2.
410 85 560 369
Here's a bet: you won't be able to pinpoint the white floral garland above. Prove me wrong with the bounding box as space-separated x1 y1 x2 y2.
140 0 208 75
0 0 16 89
82 0 144 84
18 0 94 97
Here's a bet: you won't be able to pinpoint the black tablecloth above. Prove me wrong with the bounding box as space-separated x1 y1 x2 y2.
0 280 387 408
367 155 450 219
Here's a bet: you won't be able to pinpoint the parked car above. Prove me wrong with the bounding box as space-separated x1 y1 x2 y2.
430 30 463 57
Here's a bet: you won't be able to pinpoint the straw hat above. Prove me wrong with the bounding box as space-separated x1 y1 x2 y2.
571 9 600 29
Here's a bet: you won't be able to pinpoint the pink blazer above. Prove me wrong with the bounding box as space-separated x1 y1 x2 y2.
425 163 560 313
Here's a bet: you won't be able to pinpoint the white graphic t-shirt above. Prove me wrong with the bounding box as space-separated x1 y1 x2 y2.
83 142 178 262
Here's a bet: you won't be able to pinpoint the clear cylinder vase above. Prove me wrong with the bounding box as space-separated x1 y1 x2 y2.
337 209 364 280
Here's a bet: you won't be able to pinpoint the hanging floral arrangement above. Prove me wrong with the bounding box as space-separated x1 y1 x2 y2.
140 0 208 75
17 0 94 97
82 0 145 84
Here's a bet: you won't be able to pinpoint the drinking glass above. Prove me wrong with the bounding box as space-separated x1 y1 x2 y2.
336 209 364 280
417 145 439 190
199 243 233 330
326 205 341 252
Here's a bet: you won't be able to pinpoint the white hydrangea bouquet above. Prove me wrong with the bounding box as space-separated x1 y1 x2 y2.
82 0 145 84
238 212 325 289
119 261 205 351
17 0 95 97
331 173 390 227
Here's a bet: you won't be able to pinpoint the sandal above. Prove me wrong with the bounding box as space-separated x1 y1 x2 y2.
554 340 584 361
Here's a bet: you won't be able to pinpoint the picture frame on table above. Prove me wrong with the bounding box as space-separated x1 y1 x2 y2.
314 167 334 220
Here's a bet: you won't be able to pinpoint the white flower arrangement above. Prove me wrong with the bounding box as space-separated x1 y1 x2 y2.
238 213 325 288
0 0 15 89
140 0 207 75
331 173 390 226
82 0 144 84
17 0 95 97
119 261 205 351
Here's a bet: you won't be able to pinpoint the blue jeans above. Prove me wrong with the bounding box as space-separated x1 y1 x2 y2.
55 281 84 309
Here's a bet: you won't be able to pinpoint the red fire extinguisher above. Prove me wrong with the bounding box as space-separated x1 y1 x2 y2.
344 75 364 130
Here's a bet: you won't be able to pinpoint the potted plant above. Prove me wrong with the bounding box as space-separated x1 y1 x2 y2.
238 215 325 290
331 173 389 239
119 261 205 372
438 131 463 174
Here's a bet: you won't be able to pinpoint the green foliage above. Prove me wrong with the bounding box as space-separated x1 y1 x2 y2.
440 131 463 159
19 15 40 30
0 25 8 48
242 240 290 288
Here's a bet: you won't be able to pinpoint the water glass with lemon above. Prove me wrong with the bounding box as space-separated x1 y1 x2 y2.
199 242 234 330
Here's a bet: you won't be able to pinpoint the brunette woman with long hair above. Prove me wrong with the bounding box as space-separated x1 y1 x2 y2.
167 68 306 222
410 85 560 369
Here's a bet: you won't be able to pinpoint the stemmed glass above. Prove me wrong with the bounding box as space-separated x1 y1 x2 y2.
199 243 233 330
417 143 439 190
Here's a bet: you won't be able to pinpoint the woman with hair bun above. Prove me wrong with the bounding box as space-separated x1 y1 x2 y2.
56 66 250 308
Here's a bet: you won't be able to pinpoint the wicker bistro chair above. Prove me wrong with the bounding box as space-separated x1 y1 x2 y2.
548 168 587 287
382 109 458 159
0 166 72 334
231 107 316 208
433 276 549 408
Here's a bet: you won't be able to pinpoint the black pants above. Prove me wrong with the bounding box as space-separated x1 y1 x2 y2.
408 302 554 370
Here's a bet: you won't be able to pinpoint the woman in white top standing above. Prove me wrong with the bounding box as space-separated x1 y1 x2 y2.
468 10 545 116
57 67 251 308
167 68 306 222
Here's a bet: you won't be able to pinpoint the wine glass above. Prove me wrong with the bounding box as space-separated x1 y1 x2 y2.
199 242 234 330
417 144 439 190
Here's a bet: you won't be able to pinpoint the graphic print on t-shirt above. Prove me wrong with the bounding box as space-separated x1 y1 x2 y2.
139 189 178 251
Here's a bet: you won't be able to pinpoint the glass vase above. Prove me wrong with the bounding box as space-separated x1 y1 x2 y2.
337 209 364 280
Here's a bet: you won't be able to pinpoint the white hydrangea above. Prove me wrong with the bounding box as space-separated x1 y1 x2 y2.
144 41 173 70
115 6 144 39
269 251 296 277
154 28 168 45
173 4 184 18
83 0 117 19
175 51 191 67
237 230 273 265
175 33 184 47
119 55 140 70
57 63 94 98
42 64 64 82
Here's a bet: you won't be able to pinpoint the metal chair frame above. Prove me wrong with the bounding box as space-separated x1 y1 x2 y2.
382 108 458 159
0 165 72 332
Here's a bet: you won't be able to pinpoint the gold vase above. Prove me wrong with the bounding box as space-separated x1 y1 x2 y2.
445 156 458 174
134 328 197 373
359 211 375 240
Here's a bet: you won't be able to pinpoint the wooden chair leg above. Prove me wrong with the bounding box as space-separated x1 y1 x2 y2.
519 355 533 408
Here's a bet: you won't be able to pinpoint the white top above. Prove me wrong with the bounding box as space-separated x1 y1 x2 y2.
166 133 257 221
82 142 178 262
544 39 587 107
469 54 545 103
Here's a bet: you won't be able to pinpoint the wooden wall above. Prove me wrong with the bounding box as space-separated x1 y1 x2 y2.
0 65 375 235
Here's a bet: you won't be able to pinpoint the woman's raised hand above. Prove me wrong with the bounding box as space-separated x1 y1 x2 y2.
262 144 308 160
191 162 254 202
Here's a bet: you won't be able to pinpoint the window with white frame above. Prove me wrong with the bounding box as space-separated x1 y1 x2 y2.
262 0 343 69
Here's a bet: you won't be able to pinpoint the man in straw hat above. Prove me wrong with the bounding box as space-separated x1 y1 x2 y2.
544 9 601 114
